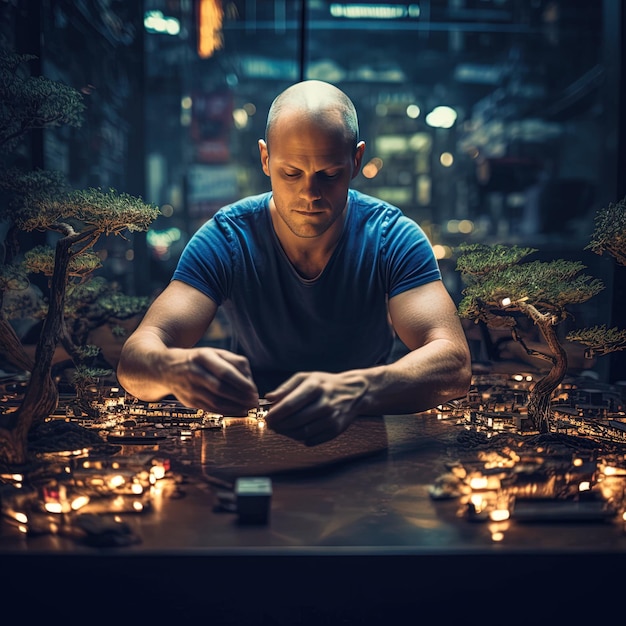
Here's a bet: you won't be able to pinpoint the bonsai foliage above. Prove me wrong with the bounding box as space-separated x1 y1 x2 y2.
585 195 626 266
456 243 604 433
566 196 626 357
0 48 159 466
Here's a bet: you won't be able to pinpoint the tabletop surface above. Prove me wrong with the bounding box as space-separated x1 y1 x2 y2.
3 410 626 554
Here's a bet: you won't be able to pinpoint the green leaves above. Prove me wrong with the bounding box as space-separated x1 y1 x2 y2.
587 196 626 266
455 244 604 326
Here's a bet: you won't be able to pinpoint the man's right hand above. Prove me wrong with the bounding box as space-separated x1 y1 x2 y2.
164 347 259 416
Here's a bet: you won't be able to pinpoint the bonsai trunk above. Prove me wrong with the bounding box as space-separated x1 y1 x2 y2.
524 312 568 433
0 236 72 466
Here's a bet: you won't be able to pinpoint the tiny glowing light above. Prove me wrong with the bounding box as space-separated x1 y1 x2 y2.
446 219 459 233
491 531 505 542
361 157 383 179
469 476 489 490
257 419 266 430
525 375 533 382
133 501 144 512
406 104 421 119
439 152 454 167
425 105 457 129
573 457 583 467
579 481 591 492
151 465 166 480
489 508 510 522
71 495 89 510
109 474 126 489
604 466 617 476
513 374 524 382
470 493 485 511
44 502 63 514
501 297 512 307
232 108 249 129
458 219 474 234
131 483 144 495
14 512 28 524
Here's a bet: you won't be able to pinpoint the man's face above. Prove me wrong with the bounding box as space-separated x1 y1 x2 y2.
258 111 365 240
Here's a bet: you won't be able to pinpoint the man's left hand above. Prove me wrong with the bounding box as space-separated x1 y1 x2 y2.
264 372 368 446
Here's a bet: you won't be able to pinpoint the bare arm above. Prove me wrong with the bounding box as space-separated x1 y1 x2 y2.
117 280 259 415
358 280 472 414
264 281 472 444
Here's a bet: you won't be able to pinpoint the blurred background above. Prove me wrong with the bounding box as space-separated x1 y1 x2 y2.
2 0 625 380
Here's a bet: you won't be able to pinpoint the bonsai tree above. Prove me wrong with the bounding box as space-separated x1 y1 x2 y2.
455 243 604 433
456 196 626 434
566 196 626 357
0 49 159 466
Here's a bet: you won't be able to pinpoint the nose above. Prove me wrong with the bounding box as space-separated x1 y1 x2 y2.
300 175 322 201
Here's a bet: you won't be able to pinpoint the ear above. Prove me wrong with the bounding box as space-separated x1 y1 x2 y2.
258 139 270 177
351 140 366 180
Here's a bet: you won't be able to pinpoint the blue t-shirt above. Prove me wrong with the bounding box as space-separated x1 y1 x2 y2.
172 189 441 394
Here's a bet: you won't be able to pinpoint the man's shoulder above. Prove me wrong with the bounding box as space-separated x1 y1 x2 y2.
216 192 271 221
349 189 406 226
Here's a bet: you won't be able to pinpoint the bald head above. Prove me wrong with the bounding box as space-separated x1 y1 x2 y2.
265 80 360 154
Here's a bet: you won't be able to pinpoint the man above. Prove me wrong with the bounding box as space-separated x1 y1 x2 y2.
117 80 472 446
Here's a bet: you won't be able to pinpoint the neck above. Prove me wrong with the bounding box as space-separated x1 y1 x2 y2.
271 206 347 280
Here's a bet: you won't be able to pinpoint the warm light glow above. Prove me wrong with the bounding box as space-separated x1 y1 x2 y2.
489 508 510 522
109 474 126 489
131 483 144 495
197 0 224 59
579 481 591 492
469 476 489 490
151 465 166 480
233 108 249 129
501 297 512 307
458 219 473 234
44 502 63 514
71 495 89 510
362 157 383 179
439 152 454 167
432 244 452 260
133 501 144 512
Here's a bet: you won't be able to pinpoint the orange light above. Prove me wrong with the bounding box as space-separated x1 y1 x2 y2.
198 0 224 59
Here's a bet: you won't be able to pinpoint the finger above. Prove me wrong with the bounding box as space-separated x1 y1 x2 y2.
265 381 322 427
180 368 257 416
200 351 257 392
